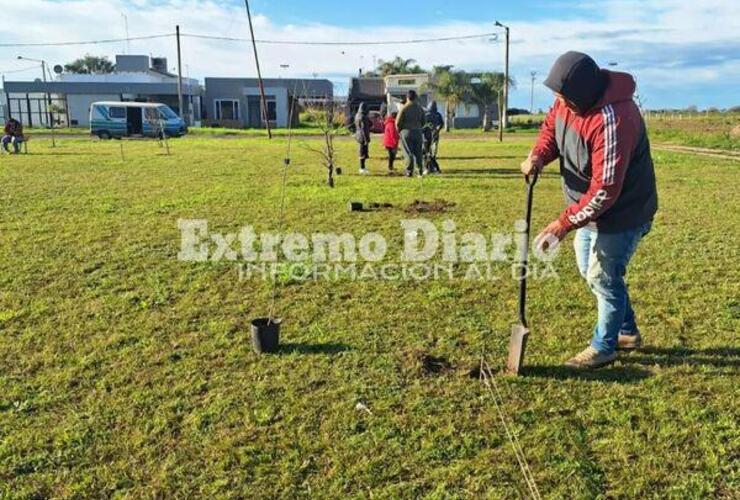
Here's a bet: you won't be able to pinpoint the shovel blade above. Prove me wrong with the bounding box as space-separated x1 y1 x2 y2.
506 325 530 375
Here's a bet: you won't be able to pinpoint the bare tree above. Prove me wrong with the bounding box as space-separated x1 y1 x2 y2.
301 98 344 188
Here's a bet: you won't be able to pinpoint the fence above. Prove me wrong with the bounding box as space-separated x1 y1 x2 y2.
4 94 69 128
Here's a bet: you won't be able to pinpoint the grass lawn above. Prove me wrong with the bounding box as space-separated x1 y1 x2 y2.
1 133 738 498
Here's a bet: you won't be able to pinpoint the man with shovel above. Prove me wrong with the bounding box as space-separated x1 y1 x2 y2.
521 51 658 369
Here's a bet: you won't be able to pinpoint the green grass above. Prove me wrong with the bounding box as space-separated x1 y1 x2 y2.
510 112 740 151
1 133 738 498
644 113 740 151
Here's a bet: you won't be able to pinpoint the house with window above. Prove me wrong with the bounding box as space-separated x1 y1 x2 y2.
3 55 201 128
383 73 496 129
203 78 333 129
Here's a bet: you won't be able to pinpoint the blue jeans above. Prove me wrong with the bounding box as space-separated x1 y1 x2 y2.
574 222 652 354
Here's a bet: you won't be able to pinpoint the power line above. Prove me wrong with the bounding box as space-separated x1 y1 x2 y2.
0 34 174 48
183 31 498 45
0 31 497 49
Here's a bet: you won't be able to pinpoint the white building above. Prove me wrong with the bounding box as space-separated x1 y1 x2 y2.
4 55 201 127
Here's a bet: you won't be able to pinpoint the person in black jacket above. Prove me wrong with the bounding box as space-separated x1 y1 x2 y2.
354 103 372 174
396 90 426 177
423 101 444 174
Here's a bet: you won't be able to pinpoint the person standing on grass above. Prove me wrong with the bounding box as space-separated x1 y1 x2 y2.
2 117 24 154
396 90 426 177
354 102 372 174
423 101 445 174
521 51 658 369
383 111 400 171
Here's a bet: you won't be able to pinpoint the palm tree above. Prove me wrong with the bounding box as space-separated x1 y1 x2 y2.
429 68 471 132
375 57 425 77
469 72 507 131
63 55 115 74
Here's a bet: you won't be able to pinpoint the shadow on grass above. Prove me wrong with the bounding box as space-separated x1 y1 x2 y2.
621 346 740 369
443 168 560 178
277 342 351 355
521 364 652 383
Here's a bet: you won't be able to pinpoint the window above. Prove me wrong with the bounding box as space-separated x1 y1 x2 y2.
215 99 240 121
158 106 178 120
145 108 160 122
265 100 277 121
109 107 126 119
91 106 108 121
398 78 417 86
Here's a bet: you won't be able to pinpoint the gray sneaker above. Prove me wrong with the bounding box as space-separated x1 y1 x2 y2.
565 346 617 369
618 331 642 350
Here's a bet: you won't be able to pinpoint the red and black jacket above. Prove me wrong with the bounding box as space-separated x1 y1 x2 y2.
533 70 658 233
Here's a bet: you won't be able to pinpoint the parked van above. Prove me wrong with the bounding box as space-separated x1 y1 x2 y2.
90 102 187 139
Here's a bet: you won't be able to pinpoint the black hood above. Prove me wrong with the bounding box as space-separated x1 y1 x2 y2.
427 101 438 113
543 51 608 114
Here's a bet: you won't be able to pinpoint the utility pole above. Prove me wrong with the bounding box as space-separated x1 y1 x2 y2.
41 61 55 147
245 0 272 139
530 71 537 114
122 13 130 54
498 88 503 143
495 21 510 129
176 25 185 125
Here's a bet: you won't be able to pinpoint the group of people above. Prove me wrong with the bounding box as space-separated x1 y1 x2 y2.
354 90 444 177
2 117 25 154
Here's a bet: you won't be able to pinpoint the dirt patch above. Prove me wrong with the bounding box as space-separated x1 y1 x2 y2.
405 199 456 214
731 125 740 140
400 348 453 376
467 365 483 379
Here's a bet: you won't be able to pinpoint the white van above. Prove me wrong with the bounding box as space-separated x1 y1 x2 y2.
90 102 187 139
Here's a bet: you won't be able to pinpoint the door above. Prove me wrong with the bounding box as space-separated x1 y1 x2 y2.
127 106 143 135
247 96 262 128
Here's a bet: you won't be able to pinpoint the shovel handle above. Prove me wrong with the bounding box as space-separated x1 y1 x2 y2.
518 171 538 328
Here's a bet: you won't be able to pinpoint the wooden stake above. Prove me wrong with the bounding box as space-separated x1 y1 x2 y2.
244 0 272 139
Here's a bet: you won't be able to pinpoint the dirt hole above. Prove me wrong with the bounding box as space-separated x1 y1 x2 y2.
405 199 456 214
401 348 453 376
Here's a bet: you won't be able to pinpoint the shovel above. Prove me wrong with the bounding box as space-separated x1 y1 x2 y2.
506 172 538 375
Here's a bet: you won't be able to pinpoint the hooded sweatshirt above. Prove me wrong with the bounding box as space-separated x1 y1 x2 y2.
4 119 23 137
425 101 444 131
383 115 400 149
354 103 372 144
534 52 658 233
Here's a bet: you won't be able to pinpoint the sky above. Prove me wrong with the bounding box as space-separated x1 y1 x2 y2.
1 0 739 110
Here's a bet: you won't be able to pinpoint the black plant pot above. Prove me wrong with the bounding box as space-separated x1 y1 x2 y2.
251 318 281 354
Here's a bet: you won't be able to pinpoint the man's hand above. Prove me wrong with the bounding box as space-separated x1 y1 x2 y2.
534 219 569 253
521 153 544 176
